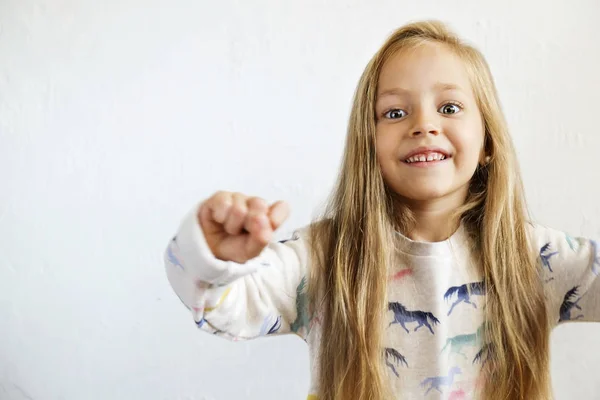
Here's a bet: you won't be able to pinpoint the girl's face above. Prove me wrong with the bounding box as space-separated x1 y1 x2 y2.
375 43 485 208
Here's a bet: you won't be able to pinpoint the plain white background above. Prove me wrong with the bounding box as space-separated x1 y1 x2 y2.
1 1 599 399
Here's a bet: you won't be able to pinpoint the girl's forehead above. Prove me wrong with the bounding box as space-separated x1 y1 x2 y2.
378 43 473 95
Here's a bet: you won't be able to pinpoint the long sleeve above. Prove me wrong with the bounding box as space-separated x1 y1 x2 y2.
529 224 600 326
164 205 312 341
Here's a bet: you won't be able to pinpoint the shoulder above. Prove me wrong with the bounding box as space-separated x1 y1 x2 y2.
525 222 590 257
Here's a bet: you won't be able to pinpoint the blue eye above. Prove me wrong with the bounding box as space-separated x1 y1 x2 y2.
439 103 462 114
384 109 407 119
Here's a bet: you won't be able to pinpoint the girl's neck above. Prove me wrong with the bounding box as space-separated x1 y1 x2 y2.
399 195 465 243
408 211 460 242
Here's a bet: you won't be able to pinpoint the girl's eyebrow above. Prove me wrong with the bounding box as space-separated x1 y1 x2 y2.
432 82 464 92
377 82 465 98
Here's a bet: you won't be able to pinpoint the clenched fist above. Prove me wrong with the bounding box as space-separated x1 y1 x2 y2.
198 191 290 263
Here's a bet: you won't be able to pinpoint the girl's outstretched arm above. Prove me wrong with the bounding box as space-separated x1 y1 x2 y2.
529 224 600 325
164 201 312 341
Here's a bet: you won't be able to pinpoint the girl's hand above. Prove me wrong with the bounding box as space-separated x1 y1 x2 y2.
198 191 290 263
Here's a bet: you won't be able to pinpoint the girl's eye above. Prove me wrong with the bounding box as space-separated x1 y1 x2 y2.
439 103 462 115
384 109 407 119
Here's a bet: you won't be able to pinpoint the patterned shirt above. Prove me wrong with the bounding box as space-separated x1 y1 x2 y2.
164 207 600 399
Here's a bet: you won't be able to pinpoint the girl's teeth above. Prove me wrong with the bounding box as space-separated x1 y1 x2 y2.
405 153 446 163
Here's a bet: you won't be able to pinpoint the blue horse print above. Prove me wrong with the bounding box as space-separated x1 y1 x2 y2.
559 286 584 322
384 347 408 377
420 367 461 395
539 242 559 273
444 281 485 316
388 302 440 334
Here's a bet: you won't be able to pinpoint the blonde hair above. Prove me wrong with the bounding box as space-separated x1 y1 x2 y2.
307 20 550 400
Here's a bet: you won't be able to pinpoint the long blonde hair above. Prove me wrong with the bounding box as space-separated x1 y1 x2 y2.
307 20 550 400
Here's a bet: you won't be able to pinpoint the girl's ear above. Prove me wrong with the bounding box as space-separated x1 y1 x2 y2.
480 132 491 166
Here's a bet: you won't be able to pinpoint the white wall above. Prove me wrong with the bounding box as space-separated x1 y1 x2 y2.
1 1 599 399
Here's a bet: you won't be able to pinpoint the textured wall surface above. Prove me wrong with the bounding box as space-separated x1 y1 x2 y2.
1 1 599 399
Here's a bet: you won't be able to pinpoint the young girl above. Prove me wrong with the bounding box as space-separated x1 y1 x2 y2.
164 20 600 400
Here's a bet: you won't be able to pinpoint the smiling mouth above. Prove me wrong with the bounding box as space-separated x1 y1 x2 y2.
403 151 451 164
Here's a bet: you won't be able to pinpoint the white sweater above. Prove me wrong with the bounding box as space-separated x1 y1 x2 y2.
164 206 600 399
